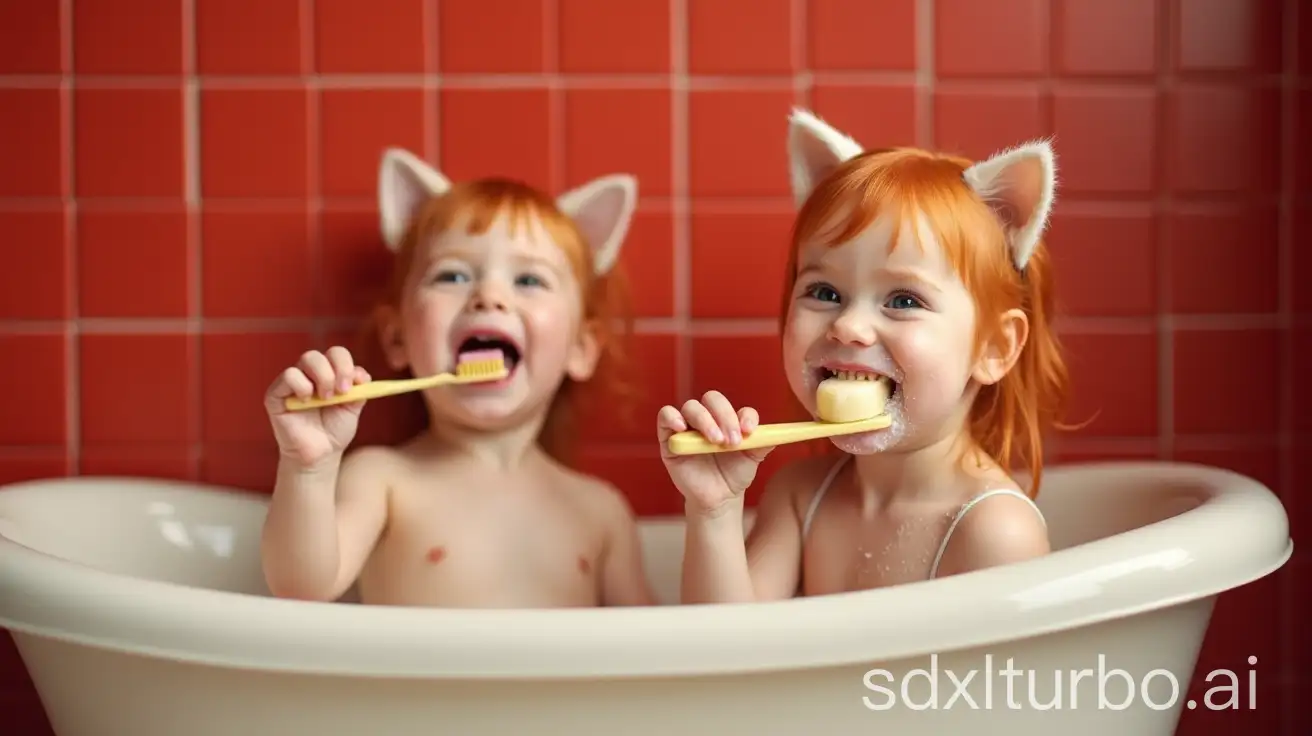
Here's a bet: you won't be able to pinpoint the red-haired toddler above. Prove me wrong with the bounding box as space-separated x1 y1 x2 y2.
658 110 1069 603
261 149 655 608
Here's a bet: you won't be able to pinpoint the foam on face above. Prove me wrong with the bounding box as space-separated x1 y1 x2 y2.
815 373 892 423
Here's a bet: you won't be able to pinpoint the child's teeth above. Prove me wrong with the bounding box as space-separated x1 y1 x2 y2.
828 369 891 382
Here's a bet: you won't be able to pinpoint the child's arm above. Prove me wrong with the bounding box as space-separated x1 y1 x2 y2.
596 489 658 606
260 447 390 601
680 496 752 603
931 493 1050 577
742 465 808 598
681 462 806 604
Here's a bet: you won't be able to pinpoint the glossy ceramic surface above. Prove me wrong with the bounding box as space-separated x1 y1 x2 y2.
0 462 1292 734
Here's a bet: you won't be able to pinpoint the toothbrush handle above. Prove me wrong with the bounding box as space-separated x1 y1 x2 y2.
283 375 441 411
666 415 891 456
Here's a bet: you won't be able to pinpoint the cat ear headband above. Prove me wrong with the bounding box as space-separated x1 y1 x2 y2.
376 148 638 275
786 108 1057 270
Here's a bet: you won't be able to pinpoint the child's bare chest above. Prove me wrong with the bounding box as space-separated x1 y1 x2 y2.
802 503 955 595
359 475 603 608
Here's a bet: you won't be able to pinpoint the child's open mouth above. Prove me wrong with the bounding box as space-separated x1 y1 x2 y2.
455 331 523 375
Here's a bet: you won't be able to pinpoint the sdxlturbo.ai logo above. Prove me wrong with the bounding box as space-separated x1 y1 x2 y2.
863 654 1259 711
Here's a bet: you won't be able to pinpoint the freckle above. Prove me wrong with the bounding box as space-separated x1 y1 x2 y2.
426 546 446 564
577 555 591 574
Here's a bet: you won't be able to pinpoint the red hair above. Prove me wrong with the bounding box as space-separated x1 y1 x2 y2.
367 178 636 465
783 148 1069 495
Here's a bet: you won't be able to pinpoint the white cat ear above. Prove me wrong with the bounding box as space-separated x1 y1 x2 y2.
962 140 1058 270
556 174 638 275
787 107 864 207
377 148 452 251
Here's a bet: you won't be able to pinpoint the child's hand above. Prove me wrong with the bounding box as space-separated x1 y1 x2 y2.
264 347 371 468
657 391 774 517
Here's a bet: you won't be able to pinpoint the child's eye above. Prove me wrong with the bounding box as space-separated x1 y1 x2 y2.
803 282 841 303
516 273 547 288
433 270 469 284
885 292 924 310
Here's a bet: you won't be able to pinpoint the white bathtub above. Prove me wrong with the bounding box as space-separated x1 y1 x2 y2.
0 461 1292 735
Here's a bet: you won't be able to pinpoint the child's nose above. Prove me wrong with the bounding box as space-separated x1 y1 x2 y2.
468 283 510 312
828 310 877 346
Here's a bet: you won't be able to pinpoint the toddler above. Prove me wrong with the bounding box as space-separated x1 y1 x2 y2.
261 149 656 608
658 111 1068 603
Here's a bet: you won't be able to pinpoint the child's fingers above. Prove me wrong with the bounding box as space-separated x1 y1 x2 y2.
680 400 725 444
735 407 771 461
701 391 741 445
268 368 313 399
297 351 336 398
352 365 371 385
325 346 356 393
737 406 760 435
265 368 314 413
655 405 688 440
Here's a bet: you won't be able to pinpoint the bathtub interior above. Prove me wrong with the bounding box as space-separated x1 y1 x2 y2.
0 462 1212 608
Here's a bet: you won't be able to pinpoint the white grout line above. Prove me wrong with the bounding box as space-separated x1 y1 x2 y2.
1 193 1283 215
12 70 1293 90
0 312 1289 336
789 0 808 108
0 190 1291 213
59 0 78 475
1276 0 1300 721
0 71 934 89
670 0 691 399
916 0 936 147
422 0 439 77
0 308 1285 334
422 0 440 168
5 72 1296 91
303 0 326 354
183 0 203 476
543 0 563 195
1154 0 1175 462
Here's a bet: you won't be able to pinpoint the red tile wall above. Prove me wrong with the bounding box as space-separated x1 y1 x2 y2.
0 1 1306 733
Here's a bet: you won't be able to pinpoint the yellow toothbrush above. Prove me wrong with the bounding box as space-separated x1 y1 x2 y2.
666 414 892 455
284 354 508 411
666 373 893 455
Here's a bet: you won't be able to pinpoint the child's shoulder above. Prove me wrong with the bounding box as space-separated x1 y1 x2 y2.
338 443 413 480
937 474 1049 576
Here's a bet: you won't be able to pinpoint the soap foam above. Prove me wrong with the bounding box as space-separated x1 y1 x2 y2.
796 344 912 454
829 387 911 454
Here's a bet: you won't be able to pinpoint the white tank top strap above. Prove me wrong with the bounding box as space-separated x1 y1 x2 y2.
928 488 1045 580
801 455 851 540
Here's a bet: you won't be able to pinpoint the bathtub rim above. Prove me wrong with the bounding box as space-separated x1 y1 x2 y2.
0 461 1293 680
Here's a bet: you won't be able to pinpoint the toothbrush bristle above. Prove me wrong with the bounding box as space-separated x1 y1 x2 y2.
455 357 507 379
